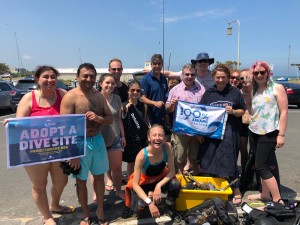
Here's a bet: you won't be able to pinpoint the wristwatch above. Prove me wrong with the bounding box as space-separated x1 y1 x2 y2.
145 197 152 205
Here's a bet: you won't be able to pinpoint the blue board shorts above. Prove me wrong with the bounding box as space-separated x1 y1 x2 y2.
76 133 109 180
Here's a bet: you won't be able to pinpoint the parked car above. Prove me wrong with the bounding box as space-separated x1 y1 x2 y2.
276 81 300 108
10 77 69 112
0 80 20 112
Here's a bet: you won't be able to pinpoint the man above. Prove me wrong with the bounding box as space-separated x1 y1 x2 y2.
142 52 215 90
108 58 128 103
60 63 112 225
141 54 168 126
166 63 206 175
191 52 215 89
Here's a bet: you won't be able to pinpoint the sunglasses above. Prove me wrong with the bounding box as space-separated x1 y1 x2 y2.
111 68 123 71
152 62 162 66
197 59 209 64
230 76 240 80
184 73 196 77
239 77 245 81
129 89 141 93
253 71 266 76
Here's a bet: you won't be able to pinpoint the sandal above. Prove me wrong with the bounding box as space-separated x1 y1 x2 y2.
80 217 94 225
232 195 242 206
95 216 109 225
105 184 114 191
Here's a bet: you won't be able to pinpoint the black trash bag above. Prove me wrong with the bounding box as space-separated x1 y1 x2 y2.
59 160 81 175
184 197 238 225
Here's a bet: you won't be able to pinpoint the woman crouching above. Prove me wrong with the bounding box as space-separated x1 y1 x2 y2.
124 125 181 218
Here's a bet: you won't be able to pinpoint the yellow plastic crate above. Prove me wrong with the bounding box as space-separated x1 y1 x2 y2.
175 174 233 211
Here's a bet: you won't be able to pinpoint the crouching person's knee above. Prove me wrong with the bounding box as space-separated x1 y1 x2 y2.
166 178 181 204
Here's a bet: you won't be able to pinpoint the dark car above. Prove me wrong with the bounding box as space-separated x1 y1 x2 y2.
10 77 69 112
0 80 21 112
276 81 300 108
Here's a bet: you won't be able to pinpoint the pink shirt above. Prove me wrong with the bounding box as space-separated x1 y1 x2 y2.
30 89 62 117
166 81 206 104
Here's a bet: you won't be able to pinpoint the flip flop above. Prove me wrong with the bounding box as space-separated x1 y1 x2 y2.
232 195 242 206
105 184 114 191
97 217 109 225
80 217 98 225
50 205 75 214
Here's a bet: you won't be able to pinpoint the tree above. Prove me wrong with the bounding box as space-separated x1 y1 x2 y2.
0 63 10 75
215 60 241 69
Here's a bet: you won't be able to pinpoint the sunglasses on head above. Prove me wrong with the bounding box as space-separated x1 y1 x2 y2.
129 89 141 93
184 73 195 77
230 76 240 80
253 71 266 76
111 68 123 71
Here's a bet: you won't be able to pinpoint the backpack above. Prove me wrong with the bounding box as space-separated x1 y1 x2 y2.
241 200 300 225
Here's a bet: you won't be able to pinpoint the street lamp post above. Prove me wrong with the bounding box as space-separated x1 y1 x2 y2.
227 20 240 69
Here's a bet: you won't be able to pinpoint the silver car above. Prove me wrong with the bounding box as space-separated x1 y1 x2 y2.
0 80 15 111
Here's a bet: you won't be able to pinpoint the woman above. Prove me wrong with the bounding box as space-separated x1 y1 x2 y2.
245 61 288 203
230 69 242 89
12 66 72 225
197 64 246 206
239 69 252 172
124 125 180 218
122 80 149 177
99 74 126 199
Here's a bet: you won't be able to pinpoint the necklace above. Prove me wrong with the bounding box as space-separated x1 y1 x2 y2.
38 90 57 105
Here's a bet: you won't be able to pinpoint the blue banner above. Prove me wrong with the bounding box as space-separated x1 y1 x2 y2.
173 101 228 140
5 114 86 168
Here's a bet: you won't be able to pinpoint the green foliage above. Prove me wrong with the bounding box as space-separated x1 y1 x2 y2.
215 60 241 69
0 63 10 74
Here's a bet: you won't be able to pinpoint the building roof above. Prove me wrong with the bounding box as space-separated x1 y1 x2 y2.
56 68 144 74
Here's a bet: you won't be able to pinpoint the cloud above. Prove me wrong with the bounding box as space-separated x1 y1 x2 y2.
164 8 234 24
23 55 32 60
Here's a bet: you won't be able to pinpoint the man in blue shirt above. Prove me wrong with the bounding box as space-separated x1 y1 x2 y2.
141 54 168 127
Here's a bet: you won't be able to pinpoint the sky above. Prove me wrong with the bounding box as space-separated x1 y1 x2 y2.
1 0 300 76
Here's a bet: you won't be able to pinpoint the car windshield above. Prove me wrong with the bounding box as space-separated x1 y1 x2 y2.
15 80 37 90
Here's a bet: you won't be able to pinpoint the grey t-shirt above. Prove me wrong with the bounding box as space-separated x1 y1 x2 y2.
196 70 215 89
100 94 122 147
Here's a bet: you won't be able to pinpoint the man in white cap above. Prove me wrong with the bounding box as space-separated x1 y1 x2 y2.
191 52 215 89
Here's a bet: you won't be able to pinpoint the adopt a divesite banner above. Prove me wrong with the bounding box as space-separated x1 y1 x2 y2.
173 100 228 140
5 114 86 168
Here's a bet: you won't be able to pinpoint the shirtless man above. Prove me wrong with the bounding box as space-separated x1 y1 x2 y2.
60 63 112 225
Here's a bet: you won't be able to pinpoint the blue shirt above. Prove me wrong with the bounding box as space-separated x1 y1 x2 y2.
140 71 168 125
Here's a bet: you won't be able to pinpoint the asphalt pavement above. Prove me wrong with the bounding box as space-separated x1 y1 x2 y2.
0 108 299 225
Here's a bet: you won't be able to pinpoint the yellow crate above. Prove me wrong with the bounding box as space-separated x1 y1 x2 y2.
175 175 233 211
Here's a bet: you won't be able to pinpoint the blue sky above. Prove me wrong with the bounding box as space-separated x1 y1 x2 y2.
1 0 299 76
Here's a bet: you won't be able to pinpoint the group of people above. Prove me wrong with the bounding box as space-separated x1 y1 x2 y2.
4 52 288 225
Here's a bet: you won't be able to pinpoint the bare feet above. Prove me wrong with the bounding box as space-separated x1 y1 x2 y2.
247 193 272 201
44 218 56 225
